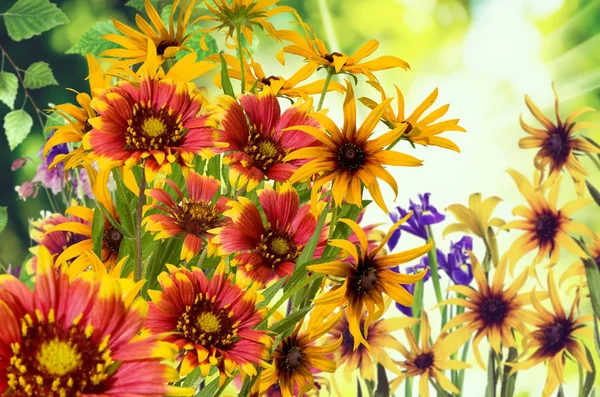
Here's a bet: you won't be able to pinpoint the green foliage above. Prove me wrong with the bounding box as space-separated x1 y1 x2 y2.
3 0 68 41
91 208 105 259
4 109 33 150
583 257 600 319
66 21 121 57
268 306 311 335
23 62 57 89
582 345 596 397
219 53 235 97
141 237 183 298
0 207 7 234
43 110 66 137
125 0 161 13
195 377 220 397
0 72 18 109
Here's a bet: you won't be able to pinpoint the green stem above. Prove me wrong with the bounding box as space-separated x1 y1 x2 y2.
456 339 471 395
430 377 452 397
577 362 584 397
405 377 413 397
425 225 443 305
317 68 333 111
135 167 146 282
235 26 245 93
412 279 424 343
486 349 498 397
214 375 234 397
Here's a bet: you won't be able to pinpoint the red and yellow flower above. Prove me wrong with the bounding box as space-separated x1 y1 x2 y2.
218 183 328 286
0 246 191 396
145 263 270 382
145 170 228 261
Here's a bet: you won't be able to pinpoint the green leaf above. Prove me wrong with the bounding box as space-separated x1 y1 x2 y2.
3 109 33 150
23 62 57 89
374 363 390 397
219 53 235 97
500 347 518 397
91 208 105 259
66 20 121 57
206 155 221 181
586 181 600 207
96 200 132 238
485 349 497 397
0 72 18 109
582 258 600 319
268 306 311 335
3 0 69 41
0 207 7 234
194 376 220 397
583 345 596 397
141 237 183 298
125 0 160 13
111 169 136 237
256 277 287 309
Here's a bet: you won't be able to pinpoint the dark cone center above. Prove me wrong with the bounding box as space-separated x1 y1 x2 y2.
358 268 378 292
156 40 178 56
84 119 93 133
535 213 559 244
404 121 413 135
543 320 572 355
104 226 123 253
337 143 365 171
414 353 434 370
480 297 507 325
285 347 303 370
324 52 343 63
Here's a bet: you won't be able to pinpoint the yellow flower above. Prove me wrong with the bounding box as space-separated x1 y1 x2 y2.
506 270 594 397
519 82 599 197
390 311 472 397
103 0 198 65
286 81 422 213
359 82 466 152
559 232 600 300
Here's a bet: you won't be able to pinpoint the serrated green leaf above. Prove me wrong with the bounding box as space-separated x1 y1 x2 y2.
23 62 57 89
3 0 69 41
125 0 160 13
219 53 235 97
0 72 18 109
91 208 104 259
65 20 121 57
0 207 7 234
3 109 33 150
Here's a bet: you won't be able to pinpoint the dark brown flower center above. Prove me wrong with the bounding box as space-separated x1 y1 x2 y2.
404 121 413 135
259 229 299 268
324 52 343 63
103 226 123 253
244 125 286 173
177 294 238 349
285 347 303 370
357 268 378 292
543 132 570 169
337 143 365 171
84 119 94 133
176 200 222 236
535 212 559 244
125 102 184 151
414 353 434 370
480 297 508 325
260 76 281 86
543 319 572 355
156 39 179 56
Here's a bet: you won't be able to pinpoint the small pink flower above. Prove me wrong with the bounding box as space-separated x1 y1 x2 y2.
11 157 28 171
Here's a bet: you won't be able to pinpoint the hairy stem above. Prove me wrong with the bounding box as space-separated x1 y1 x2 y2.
317 68 333 111
235 27 245 94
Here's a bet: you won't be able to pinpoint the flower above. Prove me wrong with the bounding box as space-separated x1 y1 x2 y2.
388 193 445 249
437 252 533 369
261 314 341 397
0 246 192 397
444 192 505 239
103 0 197 65
559 232 600 290
506 270 593 397
145 170 228 261
519 82 599 197
441 236 474 285
216 88 320 190
502 169 591 273
307 215 433 349
85 76 216 182
286 81 422 213
359 83 466 151
277 24 409 79
390 311 471 397
145 263 269 382
218 183 328 286
326 306 418 381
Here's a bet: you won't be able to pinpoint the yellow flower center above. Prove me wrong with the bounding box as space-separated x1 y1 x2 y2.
198 312 221 333
36 338 82 376
258 229 299 270
270 236 291 255
178 200 222 236
258 140 279 158
142 117 167 137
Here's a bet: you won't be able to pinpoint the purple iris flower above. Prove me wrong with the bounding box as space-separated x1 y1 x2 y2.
441 236 474 286
388 193 445 250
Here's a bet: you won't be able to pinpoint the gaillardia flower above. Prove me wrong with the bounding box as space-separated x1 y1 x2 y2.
286 82 422 213
103 0 198 65
0 246 191 397
391 311 471 397
145 263 269 382
519 83 599 197
85 76 216 182
507 270 593 397
218 183 328 286
216 89 319 190
307 215 432 349
360 83 466 152
502 169 591 273
145 170 228 261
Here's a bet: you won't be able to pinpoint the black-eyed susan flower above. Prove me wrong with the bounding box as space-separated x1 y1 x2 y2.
437 252 534 369
519 83 599 197
216 88 320 190
390 311 471 397
307 215 432 349
103 0 198 65
218 182 328 286
326 306 418 381
359 82 466 152
277 24 409 79
507 270 593 397
0 246 192 397
261 313 342 397
145 263 269 382
286 81 422 213
502 169 592 273
145 170 228 262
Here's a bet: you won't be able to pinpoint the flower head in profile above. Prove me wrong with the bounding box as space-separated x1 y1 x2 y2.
519 82 599 197
507 270 593 397
286 82 422 213
390 311 471 397
219 183 328 286
103 0 198 65
145 263 269 382
502 170 591 273
216 89 319 190
145 170 228 261
360 82 466 152
388 193 445 248
559 232 600 295
441 236 474 285
307 215 432 349
0 247 191 397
